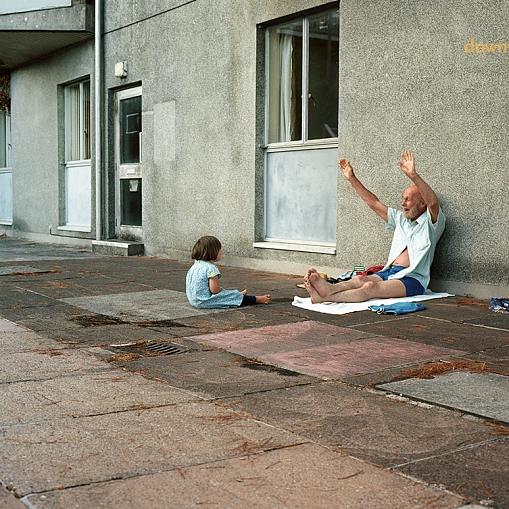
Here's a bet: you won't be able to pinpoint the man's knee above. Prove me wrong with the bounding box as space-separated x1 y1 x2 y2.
352 275 372 288
359 280 377 298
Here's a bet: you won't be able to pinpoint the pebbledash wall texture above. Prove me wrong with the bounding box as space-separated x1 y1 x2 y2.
1 0 509 298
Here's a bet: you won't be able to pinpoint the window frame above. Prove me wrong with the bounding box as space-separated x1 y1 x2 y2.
60 79 92 232
257 5 340 253
264 6 339 151
0 110 12 225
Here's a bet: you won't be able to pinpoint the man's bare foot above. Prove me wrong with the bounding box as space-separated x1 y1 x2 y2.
304 279 326 303
256 294 271 304
305 269 331 299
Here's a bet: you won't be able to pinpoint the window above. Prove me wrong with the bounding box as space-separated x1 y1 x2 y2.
0 110 12 224
267 9 339 144
260 7 339 251
62 80 91 230
65 81 91 162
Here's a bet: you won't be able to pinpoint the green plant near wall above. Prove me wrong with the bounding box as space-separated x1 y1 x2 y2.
0 72 10 113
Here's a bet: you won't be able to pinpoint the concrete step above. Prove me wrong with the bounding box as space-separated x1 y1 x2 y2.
92 240 144 256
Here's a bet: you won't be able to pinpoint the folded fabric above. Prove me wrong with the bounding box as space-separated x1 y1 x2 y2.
292 290 453 315
368 302 426 315
490 298 509 314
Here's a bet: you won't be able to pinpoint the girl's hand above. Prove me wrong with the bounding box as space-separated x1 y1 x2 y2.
241 289 247 295
209 275 222 294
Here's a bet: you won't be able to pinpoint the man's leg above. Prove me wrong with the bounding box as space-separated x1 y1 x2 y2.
305 268 383 299
305 277 407 303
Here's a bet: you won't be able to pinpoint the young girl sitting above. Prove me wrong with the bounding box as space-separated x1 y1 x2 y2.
186 236 271 309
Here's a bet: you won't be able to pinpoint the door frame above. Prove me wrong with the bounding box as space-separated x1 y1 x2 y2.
114 86 143 241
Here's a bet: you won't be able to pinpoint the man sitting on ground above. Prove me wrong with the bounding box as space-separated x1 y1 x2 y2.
305 150 445 303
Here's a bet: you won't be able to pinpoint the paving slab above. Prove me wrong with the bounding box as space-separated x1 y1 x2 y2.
24 443 465 509
465 313 509 330
448 345 509 376
61 289 227 321
0 485 25 509
221 381 495 468
378 371 509 423
0 265 60 276
0 330 67 354
409 297 494 324
193 321 375 355
170 306 307 337
260 338 464 379
48 323 177 347
110 347 315 399
395 438 509 508
0 239 103 262
0 303 91 334
354 315 509 351
0 285 55 309
0 403 300 497
191 322 464 379
0 318 26 332
0 347 113 383
0 371 198 426
12 276 155 299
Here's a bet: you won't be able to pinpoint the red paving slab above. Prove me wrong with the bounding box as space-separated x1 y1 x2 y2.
193 321 374 356
259 338 465 379
192 322 465 379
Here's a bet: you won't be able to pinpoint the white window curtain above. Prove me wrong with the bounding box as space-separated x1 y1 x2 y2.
279 34 293 143
268 30 296 144
65 83 80 162
0 111 10 168
65 81 90 162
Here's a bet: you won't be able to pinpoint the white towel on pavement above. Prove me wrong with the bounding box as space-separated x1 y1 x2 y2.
292 290 453 315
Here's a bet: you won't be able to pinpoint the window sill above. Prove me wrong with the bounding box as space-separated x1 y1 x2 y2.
58 225 92 233
253 241 336 255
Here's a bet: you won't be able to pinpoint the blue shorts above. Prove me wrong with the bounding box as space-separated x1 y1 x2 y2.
375 266 425 297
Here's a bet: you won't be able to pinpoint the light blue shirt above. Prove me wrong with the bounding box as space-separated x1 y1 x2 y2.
186 260 244 309
382 207 446 290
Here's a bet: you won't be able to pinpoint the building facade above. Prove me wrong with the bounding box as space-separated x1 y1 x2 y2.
1 0 508 298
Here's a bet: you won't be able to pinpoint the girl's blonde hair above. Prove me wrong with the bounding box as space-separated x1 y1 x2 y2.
191 236 221 261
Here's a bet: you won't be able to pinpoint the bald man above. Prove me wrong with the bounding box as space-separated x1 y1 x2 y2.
305 151 446 303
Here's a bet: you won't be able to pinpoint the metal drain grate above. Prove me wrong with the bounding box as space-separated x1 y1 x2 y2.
109 341 186 356
145 341 185 355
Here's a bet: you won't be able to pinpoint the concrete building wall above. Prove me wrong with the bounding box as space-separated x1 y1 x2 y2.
336 0 509 296
10 41 95 238
102 0 333 258
4 0 509 297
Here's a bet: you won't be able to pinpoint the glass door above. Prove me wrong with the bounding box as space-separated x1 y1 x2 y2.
115 87 142 240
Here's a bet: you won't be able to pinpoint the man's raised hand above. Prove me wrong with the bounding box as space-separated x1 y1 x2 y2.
339 158 354 180
398 150 417 178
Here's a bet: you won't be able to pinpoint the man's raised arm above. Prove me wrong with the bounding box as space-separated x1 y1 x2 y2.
398 150 440 223
339 158 388 222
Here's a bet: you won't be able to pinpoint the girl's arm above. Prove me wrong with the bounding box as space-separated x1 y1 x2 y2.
209 275 222 294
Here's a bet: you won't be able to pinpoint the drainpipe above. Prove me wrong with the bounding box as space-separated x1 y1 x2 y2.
94 0 103 240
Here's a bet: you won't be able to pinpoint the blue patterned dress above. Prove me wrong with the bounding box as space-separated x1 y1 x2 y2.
186 260 244 309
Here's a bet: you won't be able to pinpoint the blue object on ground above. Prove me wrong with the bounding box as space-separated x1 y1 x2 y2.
368 302 427 315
